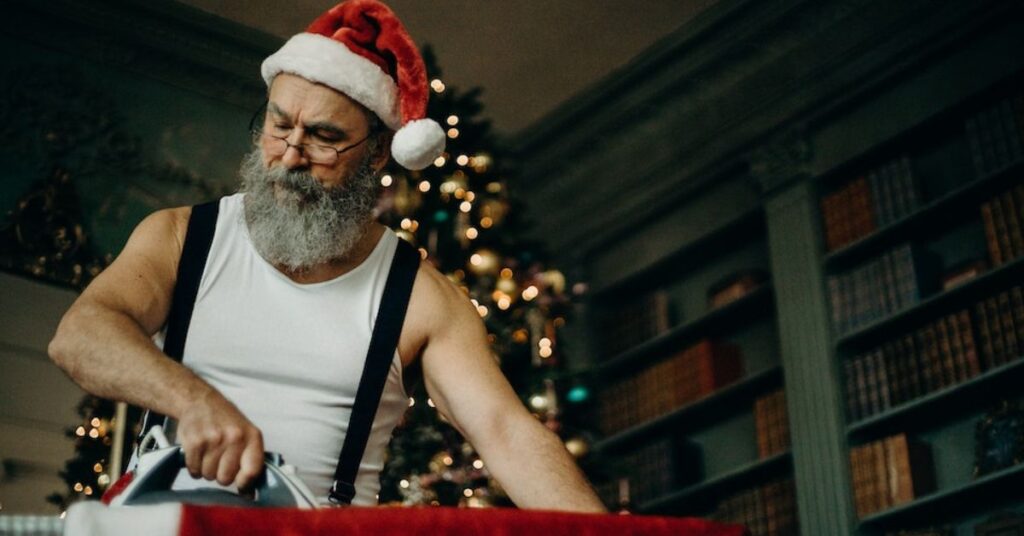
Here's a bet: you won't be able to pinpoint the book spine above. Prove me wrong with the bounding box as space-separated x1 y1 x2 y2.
974 299 991 370
854 354 869 421
982 202 1004 267
878 164 894 226
868 171 885 228
882 342 903 407
850 444 867 518
828 275 843 332
1012 286 1024 356
987 296 1007 366
875 348 891 412
881 250 900 315
1002 191 1024 259
843 358 860 422
872 439 890 513
924 324 947 390
958 310 982 378
864 349 880 416
947 313 968 383
935 316 959 385
899 334 922 400
913 329 936 393
756 394 769 458
992 194 1015 264
998 291 1020 360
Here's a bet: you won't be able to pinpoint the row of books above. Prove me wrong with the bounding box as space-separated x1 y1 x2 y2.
599 290 671 357
755 389 791 459
849 433 936 518
974 286 1024 369
594 438 703 509
843 310 979 422
820 156 921 252
598 340 744 435
827 244 939 335
965 92 1024 178
981 183 1024 267
710 477 798 536
842 285 1024 422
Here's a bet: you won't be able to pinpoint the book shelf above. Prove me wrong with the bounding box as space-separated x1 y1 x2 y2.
641 452 793 515
578 179 794 528
818 72 1024 534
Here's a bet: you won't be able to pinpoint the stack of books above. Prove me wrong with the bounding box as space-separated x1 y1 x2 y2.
711 477 798 536
755 389 791 459
598 340 744 435
599 290 672 356
849 433 936 518
821 176 875 251
843 310 980 422
980 184 1024 267
827 244 940 335
820 156 921 251
965 92 1024 178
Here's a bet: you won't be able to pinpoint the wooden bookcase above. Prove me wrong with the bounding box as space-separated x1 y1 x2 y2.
817 74 1024 535
578 184 796 529
575 53 1024 536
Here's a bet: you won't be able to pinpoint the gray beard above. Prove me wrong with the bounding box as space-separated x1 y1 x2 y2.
238 149 379 272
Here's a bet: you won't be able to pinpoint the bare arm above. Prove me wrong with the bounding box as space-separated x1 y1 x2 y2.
48 207 264 488
414 264 606 513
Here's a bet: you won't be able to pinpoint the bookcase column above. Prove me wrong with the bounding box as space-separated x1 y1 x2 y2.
758 143 855 533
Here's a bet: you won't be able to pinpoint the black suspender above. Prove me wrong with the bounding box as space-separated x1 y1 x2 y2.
140 199 421 506
138 200 220 440
329 237 420 505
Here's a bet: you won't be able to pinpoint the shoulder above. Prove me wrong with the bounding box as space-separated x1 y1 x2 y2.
128 206 192 263
409 256 474 316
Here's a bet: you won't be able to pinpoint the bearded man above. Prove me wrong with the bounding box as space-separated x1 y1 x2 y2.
48 0 605 512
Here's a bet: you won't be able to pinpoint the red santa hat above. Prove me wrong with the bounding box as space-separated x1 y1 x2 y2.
261 0 445 170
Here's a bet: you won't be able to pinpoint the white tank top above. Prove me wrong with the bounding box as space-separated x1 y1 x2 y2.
167 193 409 506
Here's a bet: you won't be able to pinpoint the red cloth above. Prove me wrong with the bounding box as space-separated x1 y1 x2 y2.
179 505 748 536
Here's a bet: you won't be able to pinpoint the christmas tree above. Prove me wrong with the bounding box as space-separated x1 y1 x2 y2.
375 47 595 507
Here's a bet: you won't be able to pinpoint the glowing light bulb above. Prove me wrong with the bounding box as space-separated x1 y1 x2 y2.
419 180 431 193
466 228 478 240
430 79 446 93
460 201 472 213
434 156 447 167
456 154 469 166
381 174 393 187
447 128 459 139
446 115 459 126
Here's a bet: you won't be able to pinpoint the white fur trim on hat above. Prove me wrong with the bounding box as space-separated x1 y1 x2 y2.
392 118 446 170
261 33 401 129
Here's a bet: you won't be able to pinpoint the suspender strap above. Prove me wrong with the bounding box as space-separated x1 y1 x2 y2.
329 238 420 505
138 200 220 440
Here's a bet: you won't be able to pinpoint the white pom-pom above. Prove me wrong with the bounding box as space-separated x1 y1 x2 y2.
391 118 446 170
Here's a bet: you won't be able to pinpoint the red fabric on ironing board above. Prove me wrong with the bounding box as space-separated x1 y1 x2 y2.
178 505 748 536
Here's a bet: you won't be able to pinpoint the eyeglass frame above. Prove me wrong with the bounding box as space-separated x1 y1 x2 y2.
247 101 373 165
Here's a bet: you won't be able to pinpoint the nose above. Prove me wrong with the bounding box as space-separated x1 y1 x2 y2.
280 129 309 169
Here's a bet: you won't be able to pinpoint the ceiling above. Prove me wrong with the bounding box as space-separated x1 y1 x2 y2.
175 0 718 137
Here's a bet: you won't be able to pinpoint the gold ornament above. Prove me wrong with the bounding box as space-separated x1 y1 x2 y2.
565 437 590 458
468 249 500 276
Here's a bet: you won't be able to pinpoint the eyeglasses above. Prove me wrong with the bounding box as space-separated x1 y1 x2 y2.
248 101 371 166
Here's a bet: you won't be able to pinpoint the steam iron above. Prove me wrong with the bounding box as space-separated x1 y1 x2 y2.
106 425 319 509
